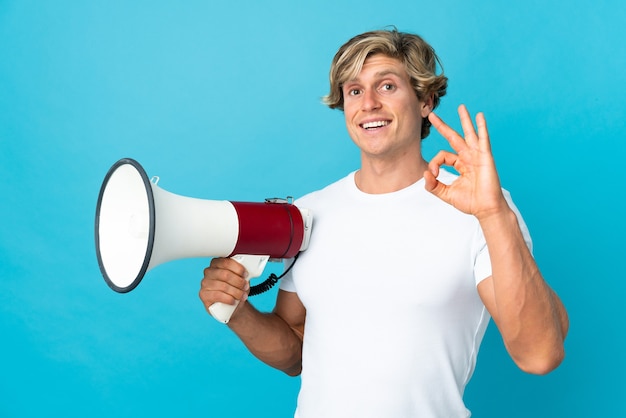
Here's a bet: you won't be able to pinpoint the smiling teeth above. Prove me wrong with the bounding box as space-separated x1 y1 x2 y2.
362 121 389 129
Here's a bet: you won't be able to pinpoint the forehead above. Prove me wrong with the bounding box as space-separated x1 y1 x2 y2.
348 54 408 83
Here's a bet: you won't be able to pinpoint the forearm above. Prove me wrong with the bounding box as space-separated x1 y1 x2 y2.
227 301 303 376
479 207 568 374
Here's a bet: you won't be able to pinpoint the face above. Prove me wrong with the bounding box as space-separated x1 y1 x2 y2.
342 54 432 163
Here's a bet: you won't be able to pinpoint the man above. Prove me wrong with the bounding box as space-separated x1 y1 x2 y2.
199 28 568 417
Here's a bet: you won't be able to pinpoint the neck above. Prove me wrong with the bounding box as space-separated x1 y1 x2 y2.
355 156 429 194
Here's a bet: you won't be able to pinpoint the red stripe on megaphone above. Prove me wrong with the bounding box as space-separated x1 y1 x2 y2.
230 201 305 259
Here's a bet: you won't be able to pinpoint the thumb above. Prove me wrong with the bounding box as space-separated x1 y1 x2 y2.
423 169 440 194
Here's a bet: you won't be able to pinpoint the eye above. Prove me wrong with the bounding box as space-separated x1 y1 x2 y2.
381 83 395 92
348 88 361 96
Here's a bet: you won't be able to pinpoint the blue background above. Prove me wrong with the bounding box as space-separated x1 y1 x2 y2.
1 1 624 416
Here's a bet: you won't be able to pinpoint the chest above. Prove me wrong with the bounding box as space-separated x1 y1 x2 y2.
292 196 483 315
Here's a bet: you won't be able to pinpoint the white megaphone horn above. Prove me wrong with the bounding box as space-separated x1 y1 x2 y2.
94 158 312 323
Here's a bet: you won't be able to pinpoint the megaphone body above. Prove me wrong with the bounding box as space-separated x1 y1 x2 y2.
95 158 312 323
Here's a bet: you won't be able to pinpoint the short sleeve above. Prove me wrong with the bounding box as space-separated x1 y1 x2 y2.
278 258 297 292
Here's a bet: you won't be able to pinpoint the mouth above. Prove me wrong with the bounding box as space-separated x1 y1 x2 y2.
360 120 390 130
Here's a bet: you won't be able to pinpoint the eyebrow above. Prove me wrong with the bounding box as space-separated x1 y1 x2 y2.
374 69 404 78
344 68 405 85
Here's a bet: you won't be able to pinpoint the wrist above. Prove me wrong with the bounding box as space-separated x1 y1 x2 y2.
226 300 255 330
477 205 518 236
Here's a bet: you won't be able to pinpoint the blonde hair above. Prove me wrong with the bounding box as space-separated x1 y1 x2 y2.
323 28 448 139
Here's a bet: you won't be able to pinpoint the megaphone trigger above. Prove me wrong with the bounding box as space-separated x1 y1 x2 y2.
231 254 270 278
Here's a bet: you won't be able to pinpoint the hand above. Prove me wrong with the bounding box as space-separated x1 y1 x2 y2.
199 257 250 317
424 104 508 221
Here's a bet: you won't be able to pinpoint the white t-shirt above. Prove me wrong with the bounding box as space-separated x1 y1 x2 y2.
280 170 532 418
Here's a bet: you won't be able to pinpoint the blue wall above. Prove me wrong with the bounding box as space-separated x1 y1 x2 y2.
1 1 624 416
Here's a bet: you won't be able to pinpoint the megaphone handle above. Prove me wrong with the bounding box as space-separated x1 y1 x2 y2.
208 254 270 324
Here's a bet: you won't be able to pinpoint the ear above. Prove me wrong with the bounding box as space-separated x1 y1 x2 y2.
420 94 434 118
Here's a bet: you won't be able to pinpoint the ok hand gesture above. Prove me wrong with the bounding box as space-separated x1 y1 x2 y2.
424 104 508 221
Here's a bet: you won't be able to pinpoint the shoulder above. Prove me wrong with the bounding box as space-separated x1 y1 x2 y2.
294 172 355 207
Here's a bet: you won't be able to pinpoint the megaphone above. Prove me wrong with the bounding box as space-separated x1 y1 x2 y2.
95 158 312 323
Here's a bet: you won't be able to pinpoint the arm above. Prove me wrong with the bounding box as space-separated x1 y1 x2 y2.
424 105 569 374
199 257 305 376
476 211 569 374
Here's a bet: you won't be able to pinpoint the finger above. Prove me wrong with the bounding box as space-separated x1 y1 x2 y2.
200 264 249 302
428 111 467 153
210 257 248 278
428 149 460 172
475 112 492 152
202 266 248 291
199 278 249 307
423 168 449 198
458 104 479 148
423 168 440 193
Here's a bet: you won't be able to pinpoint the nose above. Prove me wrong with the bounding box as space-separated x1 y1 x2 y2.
361 89 381 111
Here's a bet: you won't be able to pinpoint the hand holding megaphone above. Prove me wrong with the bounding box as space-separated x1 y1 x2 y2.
207 254 269 323
95 158 312 323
